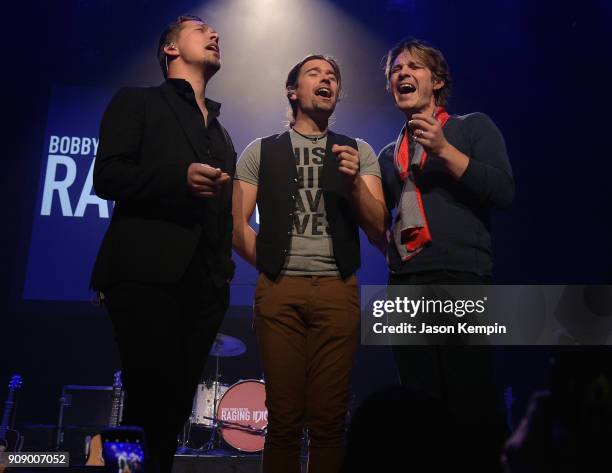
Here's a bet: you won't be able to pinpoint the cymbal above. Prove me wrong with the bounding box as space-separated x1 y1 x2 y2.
209 333 246 357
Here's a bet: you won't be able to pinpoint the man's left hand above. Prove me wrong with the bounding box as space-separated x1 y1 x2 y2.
409 113 450 156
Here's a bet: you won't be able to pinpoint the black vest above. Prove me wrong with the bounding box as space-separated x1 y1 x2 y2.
256 130 360 280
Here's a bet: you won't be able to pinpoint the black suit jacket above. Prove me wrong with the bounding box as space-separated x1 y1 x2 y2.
90 81 236 289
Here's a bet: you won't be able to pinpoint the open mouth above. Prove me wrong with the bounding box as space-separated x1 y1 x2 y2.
206 43 220 54
398 83 416 94
315 87 332 98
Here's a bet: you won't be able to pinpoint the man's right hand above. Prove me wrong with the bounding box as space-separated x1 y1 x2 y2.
187 163 231 198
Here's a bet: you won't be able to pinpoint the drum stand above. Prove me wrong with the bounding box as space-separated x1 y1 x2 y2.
176 419 193 454
177 332 246 455
202 353 222 452
177 354 222 454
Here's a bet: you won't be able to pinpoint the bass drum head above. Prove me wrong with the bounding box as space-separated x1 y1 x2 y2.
216 379 267 452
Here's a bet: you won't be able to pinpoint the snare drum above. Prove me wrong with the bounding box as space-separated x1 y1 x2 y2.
190 381 229 427
216 379 267 452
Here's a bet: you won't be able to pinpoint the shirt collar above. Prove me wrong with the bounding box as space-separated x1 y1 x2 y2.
165 78 222 118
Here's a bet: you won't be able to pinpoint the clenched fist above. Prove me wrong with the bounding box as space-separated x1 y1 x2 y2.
332 144 360 181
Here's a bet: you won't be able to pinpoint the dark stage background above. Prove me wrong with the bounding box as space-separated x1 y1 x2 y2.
1 0 611 445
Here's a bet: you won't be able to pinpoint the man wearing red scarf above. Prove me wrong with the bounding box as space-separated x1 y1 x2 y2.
378 39 514 471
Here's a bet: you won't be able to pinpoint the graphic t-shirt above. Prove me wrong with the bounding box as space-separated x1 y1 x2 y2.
236 129 381 275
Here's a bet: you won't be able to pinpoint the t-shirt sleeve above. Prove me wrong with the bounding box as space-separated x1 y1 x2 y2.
234 138 262 186
356 139 382 178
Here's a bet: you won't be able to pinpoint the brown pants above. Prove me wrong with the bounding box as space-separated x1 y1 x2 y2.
254 274 360 473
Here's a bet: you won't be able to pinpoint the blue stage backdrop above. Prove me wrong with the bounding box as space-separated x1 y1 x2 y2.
23 85 115 302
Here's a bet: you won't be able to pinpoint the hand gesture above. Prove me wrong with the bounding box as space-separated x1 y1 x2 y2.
332 144 360 181
187 163 231 198
409 113 450 156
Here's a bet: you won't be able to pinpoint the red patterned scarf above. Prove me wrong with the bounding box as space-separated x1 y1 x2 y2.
392 107 450 261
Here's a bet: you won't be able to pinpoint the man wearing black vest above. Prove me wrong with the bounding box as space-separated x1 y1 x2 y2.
378 39 514 471
90 15 235 473
232 55 387 473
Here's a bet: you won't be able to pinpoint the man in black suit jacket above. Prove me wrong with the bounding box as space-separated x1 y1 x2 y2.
91 15 235 473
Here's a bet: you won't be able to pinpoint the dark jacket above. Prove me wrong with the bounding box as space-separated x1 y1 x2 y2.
90 80 236 289
379 112 514 276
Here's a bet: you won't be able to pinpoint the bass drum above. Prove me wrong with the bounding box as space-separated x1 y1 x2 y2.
216 379 267 452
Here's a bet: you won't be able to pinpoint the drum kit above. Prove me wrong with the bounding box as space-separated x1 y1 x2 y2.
178 333 267 454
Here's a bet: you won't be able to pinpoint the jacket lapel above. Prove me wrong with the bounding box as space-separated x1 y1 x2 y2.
158 82 206 163
322 130 346 195
277 131 298 179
